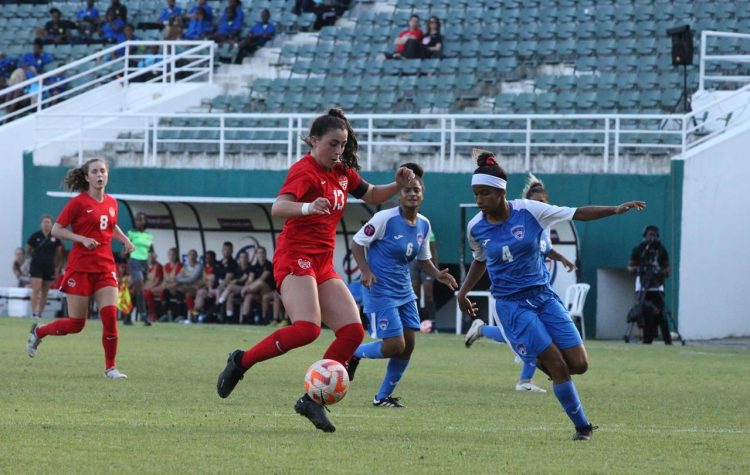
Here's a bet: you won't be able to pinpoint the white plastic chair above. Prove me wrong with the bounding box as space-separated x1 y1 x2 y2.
564 283 591 340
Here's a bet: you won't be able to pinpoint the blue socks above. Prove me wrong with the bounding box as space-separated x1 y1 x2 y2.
481 325 503 341
376 358 410 400
553 379 589 428
354 341 383 359
519 361 536 381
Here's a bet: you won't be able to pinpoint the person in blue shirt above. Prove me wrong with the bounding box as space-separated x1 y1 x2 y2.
188 0 214 23
234 8 276 64
100 10 125 43
183 7 213 40
76 0 101 41
457 151 645 440
347 163 457 407
213 1 244 44
158 0 183 25
19 40 55 74
465 173 577 394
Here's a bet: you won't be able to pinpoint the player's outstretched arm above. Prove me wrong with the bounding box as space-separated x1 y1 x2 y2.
360 166 416 205
456 260 487 317
573 201 646 221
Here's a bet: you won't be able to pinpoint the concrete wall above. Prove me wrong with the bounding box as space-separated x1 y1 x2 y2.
676 122 750 339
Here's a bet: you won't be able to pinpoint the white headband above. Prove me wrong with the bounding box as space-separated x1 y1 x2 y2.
472 173 507 190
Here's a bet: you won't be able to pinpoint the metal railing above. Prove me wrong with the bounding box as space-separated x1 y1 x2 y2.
699 30 750 91
0 40 214 124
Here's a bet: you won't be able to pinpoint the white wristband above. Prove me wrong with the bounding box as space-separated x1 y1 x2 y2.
301 203 311 215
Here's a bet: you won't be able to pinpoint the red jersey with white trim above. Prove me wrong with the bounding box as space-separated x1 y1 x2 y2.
57 192 118 273
276 154 364 254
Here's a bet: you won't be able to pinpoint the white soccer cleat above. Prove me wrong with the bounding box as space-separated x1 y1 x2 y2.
515 381 547 393
104 368 128 379
464 319 485 347
26 323 41 358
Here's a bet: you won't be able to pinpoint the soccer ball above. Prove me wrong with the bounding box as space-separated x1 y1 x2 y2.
304 359 349 405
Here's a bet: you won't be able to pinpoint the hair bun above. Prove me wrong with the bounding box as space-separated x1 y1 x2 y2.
471 148 498 167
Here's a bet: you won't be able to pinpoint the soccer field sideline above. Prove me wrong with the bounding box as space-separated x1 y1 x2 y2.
2 317 749 473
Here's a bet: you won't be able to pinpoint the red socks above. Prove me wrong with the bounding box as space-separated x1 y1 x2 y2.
240 320 321 369
324 323 365 365
35 317 86 338
100 305 118 369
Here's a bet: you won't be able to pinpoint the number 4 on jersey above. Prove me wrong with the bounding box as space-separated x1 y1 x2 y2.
502 245 514 262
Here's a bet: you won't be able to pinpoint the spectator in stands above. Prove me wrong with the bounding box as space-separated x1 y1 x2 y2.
19 40 55 74
292 0 316 15
158 0 183 26
175 248 204 322
76 0 101 42
234 8 276 64
164 16 184 40
240 246 274 324
45 70 68 105
213 1 245 45
188 0 214 23
422 16 443 59
311 0 339 31
133 45 161 82
106 0 128 23
100 10 126 43
39 8 78 46
142 249 163 322
113 24 138 59
390 15 424 60
191 250 217 323
217 250 251 321
13 247 32 288
0 53 18 79
183 7 214 40
152 247 183 322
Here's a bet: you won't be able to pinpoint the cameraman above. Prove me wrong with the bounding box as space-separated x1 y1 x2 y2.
627 225 672 345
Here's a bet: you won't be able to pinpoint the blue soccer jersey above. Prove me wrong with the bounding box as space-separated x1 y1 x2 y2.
467 199 575 298
353 207 432 313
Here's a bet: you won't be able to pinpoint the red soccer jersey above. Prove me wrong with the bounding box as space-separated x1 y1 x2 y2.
56 193 118 273
276 154 364 254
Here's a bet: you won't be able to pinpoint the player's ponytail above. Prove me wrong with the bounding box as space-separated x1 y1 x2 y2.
522 173 546 200
63 158 105 192
472 148 507 180
303 108 360 170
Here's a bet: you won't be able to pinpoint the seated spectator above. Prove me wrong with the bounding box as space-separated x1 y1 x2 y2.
142 249 164 322
311 0 338 31
187 0 214 23
390 14 423 60
0 53 18 79
213 1 245 44
158 0 183 26
240 246 274 324
45 70 68 104
106 0 128 23
13 247 32 288
192 250 218 323
133 45 162 82
38 8 78 45
422 16 443 59
76 0 101 41
19 40 55 74
164 16 184 40
5 63 37 114
234 8 276 64
152 247 183 322
100 10 126 43
113 24 138 59
217 250 251 321
183 7 213 40
292 0 316 15
175 248 204 321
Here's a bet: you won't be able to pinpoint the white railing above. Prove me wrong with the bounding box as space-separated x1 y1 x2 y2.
33 111 687 172
0 40 214 124
699 30 750 91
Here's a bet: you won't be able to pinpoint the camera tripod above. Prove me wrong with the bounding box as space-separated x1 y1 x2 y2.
623 290 685 346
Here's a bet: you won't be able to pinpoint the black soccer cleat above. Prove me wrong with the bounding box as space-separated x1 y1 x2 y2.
373 396 406 408
216 350 247 399
572 424 598 441
346 356 360 381
294 394 335 433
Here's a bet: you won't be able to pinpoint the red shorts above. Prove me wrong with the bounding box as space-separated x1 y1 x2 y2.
59 269 118 296
273 250 339 291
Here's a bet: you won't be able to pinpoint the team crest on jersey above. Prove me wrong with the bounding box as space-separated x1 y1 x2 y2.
416 233 424 245
297 258 311 269
515 343 527 356
109 207 115 217
339 177 348 190
364 224 375 236
378 319 389 331
67 278 76 288
511 225 525 240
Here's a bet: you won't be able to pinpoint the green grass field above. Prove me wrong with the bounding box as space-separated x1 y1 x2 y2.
1 317 748 474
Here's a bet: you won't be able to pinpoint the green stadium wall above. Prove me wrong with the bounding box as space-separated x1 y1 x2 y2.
23 153 679 337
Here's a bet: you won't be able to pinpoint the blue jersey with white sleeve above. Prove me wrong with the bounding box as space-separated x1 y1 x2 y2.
353 207 432 313
467 199 575 298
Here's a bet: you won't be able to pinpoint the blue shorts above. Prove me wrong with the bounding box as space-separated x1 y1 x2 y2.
368 300 420 339
494 286 582 363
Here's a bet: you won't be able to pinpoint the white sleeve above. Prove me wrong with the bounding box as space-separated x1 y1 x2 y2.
352 210 390 247
467 213 486 262
416 220 432 261
521 199 576 230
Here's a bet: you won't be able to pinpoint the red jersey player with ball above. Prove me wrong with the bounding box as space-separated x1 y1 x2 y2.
217 108 415 432
26 158 135 379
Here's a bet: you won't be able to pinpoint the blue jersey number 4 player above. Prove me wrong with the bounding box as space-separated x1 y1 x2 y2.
346 163 457 408
457 151 645 440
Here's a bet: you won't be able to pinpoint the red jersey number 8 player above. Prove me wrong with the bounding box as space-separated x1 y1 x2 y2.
217 108 416 432
26 158 135 379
